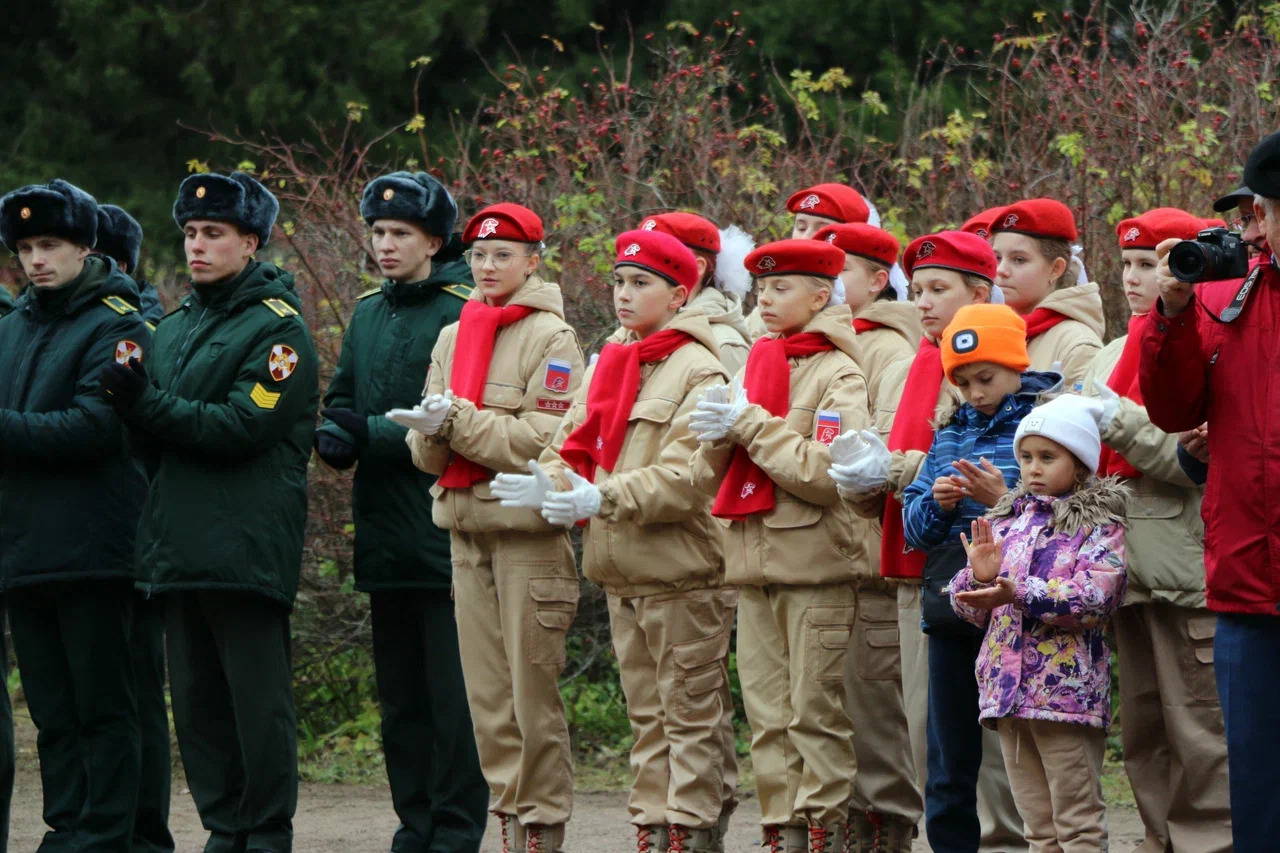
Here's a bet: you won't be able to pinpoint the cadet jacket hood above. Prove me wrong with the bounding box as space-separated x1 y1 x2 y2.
379 255 472 306
988 476 1130 537
610 303 723 358
692 286 752 342
188 260 298 313
759 303 861 364
1037 282 1106 338
858 299 922 345
469 274 565 319
19 255 140 320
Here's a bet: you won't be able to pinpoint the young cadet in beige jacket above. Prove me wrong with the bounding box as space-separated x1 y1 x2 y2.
691 239 870 853
1085 208 1230 853
828 232 1023 852
494 229 729 853
394 204 583 853
637 211 756 849
813 223 923 851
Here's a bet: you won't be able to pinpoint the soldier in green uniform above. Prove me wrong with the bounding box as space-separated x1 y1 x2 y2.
93 199 176 853
0 286 13 316
0 178 149 852
315 171 488 853
99 171 318 853
96 203 165 323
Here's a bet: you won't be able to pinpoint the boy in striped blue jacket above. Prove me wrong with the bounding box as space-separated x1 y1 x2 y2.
899 303 1059 853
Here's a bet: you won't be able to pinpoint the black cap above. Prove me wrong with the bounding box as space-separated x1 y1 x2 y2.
1243 130 1280 202
1212 185 1255 213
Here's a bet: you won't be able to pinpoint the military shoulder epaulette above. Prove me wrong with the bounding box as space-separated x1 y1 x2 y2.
262 297 300 318
442 283 474 300
145 321 157 332
356 287 383 301
101 295 138 315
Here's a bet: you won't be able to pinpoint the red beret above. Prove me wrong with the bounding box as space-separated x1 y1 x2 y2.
637 212 720 253
903 231 998 283
744 239 845 278
463 203 544 244
614 229 699 292
1202 217 1228 229
1115 208 1205 250
960 206 1007 240
785 183 870 224
991 198 1078 242
813 223 900 266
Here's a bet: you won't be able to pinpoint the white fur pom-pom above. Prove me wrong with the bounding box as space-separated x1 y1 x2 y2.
714 224 756 297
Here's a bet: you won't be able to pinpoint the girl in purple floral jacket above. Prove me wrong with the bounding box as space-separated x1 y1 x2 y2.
949 393 1128 852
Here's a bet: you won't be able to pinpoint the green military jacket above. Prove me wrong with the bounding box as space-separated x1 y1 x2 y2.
0 286 14 317
0 256 151 588
319 257 472 590
129 261 319 609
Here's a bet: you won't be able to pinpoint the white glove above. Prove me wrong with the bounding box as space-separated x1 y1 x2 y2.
541 470 602 527
1096 382 1121 433
827 429 892 493
386 391 454 435
690 377 749 442
490 460 556 509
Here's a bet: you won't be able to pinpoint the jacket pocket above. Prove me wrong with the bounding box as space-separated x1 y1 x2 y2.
525 576 580 666
670 631 728 724
622 397 679 471
763 499 822 529
854 592 901 682
803 604 855 683
1132 493 1183 520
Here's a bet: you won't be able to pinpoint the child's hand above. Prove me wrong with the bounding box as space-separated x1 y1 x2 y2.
955 577 1016 610
950 458 1009 508
932 476 964 511
960 517 1004 582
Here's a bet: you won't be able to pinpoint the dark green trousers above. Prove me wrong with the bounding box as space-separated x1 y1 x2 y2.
0 598 14 853
132 595 174 852
166 591 297 853
370 590 488 853
8 581 140 853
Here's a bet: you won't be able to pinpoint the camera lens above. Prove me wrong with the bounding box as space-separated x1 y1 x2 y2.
1169 241 1209 283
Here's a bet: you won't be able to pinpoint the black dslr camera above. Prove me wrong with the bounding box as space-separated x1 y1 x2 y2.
1169 227 1251 283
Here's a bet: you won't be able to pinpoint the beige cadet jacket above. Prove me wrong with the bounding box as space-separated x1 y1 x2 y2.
408 276 584 534
744 303 767 342
1086 336 1206 608
691 306 874 586
1026 282 1105 390
846 339 964 524
539 307 729 598
692 286 752 377
853 299 920 410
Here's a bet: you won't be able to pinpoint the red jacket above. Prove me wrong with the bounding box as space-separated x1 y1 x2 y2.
1139 252 1279 616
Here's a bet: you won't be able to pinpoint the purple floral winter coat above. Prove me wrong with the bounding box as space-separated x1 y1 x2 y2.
949 478 1129 730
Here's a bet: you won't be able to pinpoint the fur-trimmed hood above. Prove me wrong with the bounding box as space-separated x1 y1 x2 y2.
988 476 1130 536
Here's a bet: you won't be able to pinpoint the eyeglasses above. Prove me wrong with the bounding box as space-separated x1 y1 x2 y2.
1231 213 1257 231
463 249 532 271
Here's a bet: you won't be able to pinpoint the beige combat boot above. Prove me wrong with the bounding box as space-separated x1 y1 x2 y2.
666 824 720 853
709 800 736 853
637 824 670 852
497 815 527 853
805 823 847 853
848 811 915 853
524 823 567 853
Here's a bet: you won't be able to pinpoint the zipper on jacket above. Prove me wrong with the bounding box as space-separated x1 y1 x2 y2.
171 304 210 388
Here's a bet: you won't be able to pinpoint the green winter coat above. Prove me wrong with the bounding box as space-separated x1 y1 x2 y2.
318 257 473 590
0 256 151 588
129 261 319 609
0 287 14 317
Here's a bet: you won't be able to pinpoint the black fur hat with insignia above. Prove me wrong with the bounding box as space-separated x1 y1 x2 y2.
360 172 458 237
96 204 144 274
0 179 99 253
172 171 279 248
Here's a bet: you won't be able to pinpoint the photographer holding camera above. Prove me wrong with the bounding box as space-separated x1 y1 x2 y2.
1139 130 1280 853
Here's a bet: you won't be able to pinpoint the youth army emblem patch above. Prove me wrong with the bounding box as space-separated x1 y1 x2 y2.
269 344 299 381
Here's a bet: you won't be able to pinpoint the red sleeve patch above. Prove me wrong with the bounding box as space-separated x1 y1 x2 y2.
536 398 571 412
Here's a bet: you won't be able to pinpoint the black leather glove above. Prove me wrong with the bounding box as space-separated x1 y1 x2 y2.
314 430 358 470
321 407 370 443
98 358 148 411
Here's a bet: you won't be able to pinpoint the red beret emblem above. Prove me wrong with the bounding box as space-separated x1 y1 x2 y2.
798 194 821 211
624 243 642 256
1002 213 1019 228
757 256 777 272
1123 227 1141 242
826 233 837 243
642 219 657 231
917 241 936 259
477 218 500 239
975 228 989 239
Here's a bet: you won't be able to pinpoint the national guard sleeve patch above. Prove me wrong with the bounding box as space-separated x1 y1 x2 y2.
536 398 571 412
268 344 299 381
249 382 281 410
815 410 841 445
543 358 573 392
114 340 143 365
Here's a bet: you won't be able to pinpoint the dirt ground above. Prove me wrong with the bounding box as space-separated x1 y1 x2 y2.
7 706 1146 852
